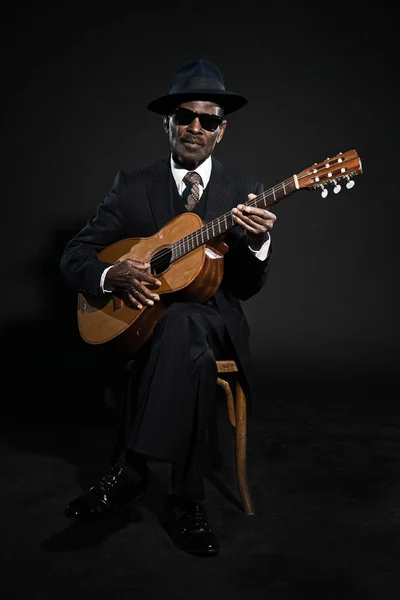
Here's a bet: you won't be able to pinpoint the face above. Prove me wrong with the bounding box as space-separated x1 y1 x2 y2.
164 100 227 170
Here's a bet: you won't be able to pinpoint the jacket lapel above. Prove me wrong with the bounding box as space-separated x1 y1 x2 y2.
204 157 233 223
146 157 175 231
146 156 234 231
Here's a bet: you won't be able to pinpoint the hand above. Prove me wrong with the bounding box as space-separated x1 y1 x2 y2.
105 259 161 309
232 193 277 250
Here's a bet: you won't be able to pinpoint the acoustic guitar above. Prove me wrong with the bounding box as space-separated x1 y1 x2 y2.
77 149 363 356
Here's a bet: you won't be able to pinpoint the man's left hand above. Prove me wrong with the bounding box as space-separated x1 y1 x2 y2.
232 193 277 251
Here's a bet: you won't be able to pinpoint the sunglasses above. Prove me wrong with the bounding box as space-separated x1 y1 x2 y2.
172 107 223 132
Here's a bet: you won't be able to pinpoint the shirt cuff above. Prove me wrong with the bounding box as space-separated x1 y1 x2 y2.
248 235 271 261
100 265 115 293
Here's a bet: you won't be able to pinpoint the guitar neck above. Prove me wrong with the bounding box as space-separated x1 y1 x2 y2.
171 175 298 261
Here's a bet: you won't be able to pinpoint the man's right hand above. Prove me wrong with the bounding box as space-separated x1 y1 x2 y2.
105 259 161 309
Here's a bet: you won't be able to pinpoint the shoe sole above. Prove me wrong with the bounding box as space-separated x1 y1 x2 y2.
65 491 145 523
158 518 219 557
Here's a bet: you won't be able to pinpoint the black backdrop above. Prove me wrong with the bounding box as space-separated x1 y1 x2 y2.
1 2 398 415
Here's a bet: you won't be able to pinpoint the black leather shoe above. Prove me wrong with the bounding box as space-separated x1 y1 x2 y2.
65 466 147 522
160 495 219 557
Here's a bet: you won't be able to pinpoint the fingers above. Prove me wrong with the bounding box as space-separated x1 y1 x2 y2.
132 280 160 305
124 260 156 279
236 204 276 221
127 290 144 310
126 259 151 270
123 259 161 287
114 259 162 309
232 204 276 234
126 284 161 310
232 214 263 235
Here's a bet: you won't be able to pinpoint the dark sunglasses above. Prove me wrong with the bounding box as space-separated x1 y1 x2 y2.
172 107 223 132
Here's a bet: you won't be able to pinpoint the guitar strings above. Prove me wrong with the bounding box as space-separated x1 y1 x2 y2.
158 163 355 267
148 177 294 271
144 163 353 273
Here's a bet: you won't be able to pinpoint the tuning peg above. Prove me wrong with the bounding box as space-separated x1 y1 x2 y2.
321 186 328 198
346 178 355 189
333 180 341 194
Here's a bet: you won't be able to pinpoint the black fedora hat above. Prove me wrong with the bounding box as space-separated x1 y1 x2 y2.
147 59 248 116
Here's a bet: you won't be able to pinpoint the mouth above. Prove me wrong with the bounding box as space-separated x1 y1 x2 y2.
181 137 203 148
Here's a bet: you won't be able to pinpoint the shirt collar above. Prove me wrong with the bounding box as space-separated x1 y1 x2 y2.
170 155 212 192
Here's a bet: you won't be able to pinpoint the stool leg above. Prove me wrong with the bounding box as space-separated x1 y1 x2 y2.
235 380 255 515
217 377 236 427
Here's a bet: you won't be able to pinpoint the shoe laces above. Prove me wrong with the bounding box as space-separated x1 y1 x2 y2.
96 467 129 494
182 501 211 531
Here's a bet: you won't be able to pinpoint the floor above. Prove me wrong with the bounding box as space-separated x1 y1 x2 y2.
1 363 399 600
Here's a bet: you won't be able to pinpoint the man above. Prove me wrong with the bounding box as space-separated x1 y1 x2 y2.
59 58 277 557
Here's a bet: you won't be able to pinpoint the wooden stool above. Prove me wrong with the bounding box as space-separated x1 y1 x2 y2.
110 358 254 516
215 360 254 516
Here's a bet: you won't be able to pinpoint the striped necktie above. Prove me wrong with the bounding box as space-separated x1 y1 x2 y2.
183 171 203 211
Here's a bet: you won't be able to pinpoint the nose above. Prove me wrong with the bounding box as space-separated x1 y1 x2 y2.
187 117 202 132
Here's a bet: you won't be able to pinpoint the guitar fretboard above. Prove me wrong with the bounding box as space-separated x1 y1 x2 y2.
171 175 297 261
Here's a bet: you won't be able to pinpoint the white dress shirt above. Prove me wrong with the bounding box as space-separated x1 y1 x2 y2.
100 156 271 292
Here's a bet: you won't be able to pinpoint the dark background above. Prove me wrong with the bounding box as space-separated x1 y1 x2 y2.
0 2 399 597
1 1 398 397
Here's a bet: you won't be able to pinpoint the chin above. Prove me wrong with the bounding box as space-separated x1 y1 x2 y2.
177 147 205 166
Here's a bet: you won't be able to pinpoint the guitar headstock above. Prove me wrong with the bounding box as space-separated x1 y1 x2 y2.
296 149 363 197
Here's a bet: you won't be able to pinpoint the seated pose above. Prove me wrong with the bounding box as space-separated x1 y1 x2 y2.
59 58 276 557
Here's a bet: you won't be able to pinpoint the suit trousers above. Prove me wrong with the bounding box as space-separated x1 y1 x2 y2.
120 301 231 500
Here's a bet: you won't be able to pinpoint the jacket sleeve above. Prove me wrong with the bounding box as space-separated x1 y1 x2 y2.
220 181 272 301
59 170 127 298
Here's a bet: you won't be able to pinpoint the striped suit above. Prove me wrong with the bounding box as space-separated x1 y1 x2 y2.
60 155 272 498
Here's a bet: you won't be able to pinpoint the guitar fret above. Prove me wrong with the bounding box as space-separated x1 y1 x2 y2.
170 176 298 264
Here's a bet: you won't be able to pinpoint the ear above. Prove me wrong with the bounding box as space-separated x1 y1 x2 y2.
163 116 169 133
216 120 227 144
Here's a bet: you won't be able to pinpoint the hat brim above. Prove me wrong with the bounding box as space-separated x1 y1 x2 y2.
147 90 248 116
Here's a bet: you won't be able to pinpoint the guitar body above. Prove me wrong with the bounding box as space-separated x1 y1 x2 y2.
77 212 229 356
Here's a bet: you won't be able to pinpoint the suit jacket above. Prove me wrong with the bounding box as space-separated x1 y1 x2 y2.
59 156 272 401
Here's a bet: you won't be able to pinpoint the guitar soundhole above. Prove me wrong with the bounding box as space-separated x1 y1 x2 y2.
150 246 172 275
